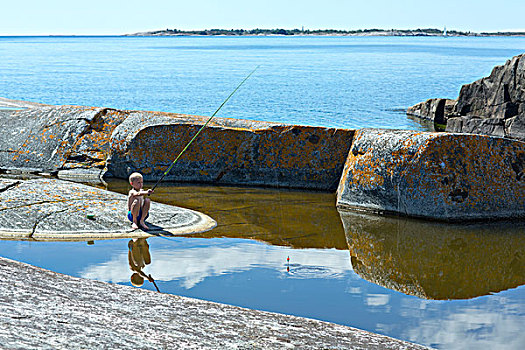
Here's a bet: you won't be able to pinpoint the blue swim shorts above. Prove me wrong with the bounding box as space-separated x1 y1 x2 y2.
128 209 149 223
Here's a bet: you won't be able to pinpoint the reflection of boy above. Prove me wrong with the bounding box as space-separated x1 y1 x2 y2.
127 172 154 230
128 238 154 287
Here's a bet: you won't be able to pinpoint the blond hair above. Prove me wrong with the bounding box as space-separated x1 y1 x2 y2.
129 172 143 183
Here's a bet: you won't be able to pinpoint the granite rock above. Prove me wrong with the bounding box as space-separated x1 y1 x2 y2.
0 105 127 173
0 256 428 349
107 111 354 190
0 101 354 191
0 177 216 241
336 129 525 221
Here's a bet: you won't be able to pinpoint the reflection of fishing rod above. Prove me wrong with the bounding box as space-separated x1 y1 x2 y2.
151 66 260 192
148 274 160 292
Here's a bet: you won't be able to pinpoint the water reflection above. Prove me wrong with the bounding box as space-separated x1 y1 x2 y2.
340 210 525 300
81 238 351 288
107 180 348 250
1 181 524 349
128 238 159 291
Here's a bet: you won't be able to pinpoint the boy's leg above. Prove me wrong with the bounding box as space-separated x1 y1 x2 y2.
129 198 140 230
139 198 151 229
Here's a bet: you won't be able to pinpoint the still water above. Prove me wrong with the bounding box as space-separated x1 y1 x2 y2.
1 35 525 129
1 181 524 349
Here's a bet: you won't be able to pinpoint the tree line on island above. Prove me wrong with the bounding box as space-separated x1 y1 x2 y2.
130 28 525 36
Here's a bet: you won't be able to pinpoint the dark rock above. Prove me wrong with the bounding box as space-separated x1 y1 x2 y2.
506 113 525 140
336 129 525 221
408 54 525 141
461 116 506 137
406 98 456 126
445 116 463 133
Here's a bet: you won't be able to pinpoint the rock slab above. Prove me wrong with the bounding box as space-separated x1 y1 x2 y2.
0 105 127 172
0 256 428 349
0 101 354 191
0 177 216 241
336 129 525 221
107 111 354 190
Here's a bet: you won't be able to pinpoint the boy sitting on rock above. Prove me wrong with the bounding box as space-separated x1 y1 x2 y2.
128 172 154 230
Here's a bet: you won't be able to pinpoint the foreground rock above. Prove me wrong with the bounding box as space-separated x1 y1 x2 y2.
0 177 215 241
336 129 525 221
0 257 427 349
340 210 525 300
407 53 525 140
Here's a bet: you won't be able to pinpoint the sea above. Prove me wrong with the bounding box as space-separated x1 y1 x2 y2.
1 35 524 349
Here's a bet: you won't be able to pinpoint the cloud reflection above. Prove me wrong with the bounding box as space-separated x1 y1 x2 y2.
80 239 352 289
400 294 525 350
366 294 390 306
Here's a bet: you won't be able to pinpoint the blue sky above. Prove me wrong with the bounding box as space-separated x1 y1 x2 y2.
2 0 524 35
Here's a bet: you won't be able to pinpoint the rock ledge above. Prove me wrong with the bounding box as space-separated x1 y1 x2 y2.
0 256 428 349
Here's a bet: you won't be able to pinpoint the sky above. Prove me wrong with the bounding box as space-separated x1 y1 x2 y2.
2 0 525 36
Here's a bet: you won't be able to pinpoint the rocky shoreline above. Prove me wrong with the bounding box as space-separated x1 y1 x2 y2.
1 54 524 347
1 97 524 221
407 53 525 141
0 256 428 349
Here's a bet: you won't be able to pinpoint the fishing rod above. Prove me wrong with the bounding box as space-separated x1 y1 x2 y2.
151 66 260 192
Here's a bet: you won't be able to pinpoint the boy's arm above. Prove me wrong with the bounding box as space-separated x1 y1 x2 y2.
129 189 153 196
138 189 154 196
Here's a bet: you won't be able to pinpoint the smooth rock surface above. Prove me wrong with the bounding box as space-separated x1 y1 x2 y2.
0 105 127 172
0 177 216 241
0 256 427 349
107 111 354 190
340 210 525 300
336 129 525 221
0 99 354 190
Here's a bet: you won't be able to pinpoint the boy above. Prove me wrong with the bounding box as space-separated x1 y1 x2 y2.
128 172 154 230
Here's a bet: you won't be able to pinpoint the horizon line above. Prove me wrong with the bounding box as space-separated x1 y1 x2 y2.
2 27 525 37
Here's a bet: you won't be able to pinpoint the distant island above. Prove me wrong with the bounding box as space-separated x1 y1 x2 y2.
126 28 525 37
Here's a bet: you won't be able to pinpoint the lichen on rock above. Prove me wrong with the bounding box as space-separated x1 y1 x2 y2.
336 128 525 221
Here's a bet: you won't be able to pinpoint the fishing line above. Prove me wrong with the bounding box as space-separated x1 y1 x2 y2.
151 66 260 191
